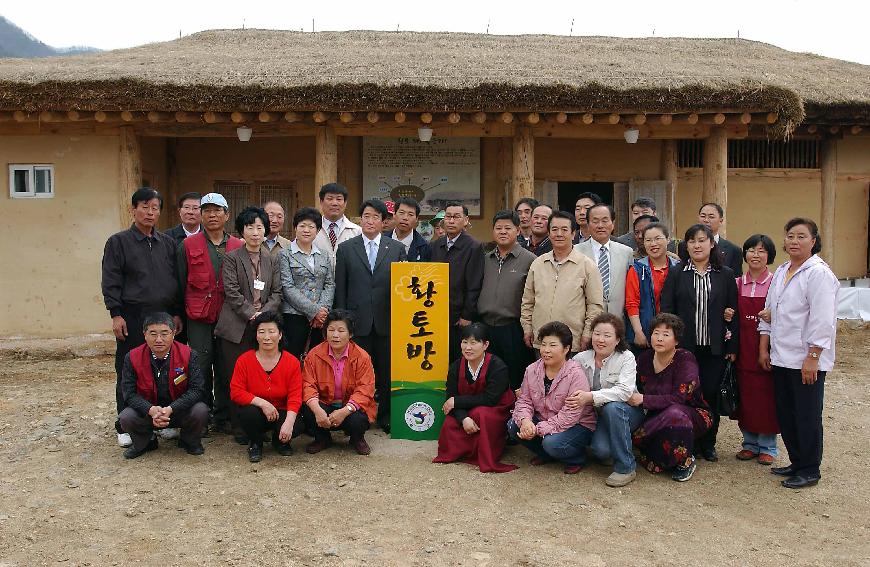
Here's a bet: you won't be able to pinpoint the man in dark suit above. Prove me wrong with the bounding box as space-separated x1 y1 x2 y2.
383 197 431 262
165 192 202 246
335 199 407 432
429 201 485 362
699 202 743 276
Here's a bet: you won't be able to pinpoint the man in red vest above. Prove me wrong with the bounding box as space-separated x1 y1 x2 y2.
177 192 243 434
119 312 208 459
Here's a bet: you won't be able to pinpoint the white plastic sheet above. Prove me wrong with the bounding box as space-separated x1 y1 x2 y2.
837 281 870 321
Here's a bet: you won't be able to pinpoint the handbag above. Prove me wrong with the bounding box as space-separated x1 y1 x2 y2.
717 359 739 417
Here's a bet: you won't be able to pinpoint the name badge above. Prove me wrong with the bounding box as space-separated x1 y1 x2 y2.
253 279 266 290
173 373 187 385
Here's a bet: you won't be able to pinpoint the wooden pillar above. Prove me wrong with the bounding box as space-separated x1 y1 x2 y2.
661 140 678 234
118 125 142 228
820 138 837 267
702 126 728 237
511 126 534 206
315 126 338 201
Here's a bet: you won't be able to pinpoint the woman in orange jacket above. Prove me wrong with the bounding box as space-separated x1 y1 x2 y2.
301 310 376 455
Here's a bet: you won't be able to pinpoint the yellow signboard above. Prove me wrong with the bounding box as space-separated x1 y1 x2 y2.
390 262 450 440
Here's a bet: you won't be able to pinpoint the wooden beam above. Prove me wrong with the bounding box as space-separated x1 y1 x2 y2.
38 111 58 122
632 114 647 126
13 111 30 122
118 125 142 229
203 111 229 124
659 114 673 125
94 111 109 122
229 111 255 124
525 112 540 125
312 111 329 123
661 139 678 235
339 112 354 124
284 111 302 123
807 124 818 134
739 112 752 125
500 112 514 124
686 113 699 125
420 112 433 124
851 125 863 135
766 112 779 124
67 110 81 121
174 111 201 124
315 126 338 198
472 111 487 124
582 113 594 125
555 112 568 124
258 111 278 123
0 111 13 122
702 126 728 236
829 125 840 135
394 112 406 123
366 111 380 124
512 126 535 205
820 138 837 267
447 112 461 124
148 111 172 123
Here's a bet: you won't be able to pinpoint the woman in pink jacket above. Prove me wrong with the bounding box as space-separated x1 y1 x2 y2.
508 321 597 474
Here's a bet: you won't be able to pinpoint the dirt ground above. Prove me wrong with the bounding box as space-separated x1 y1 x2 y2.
0 327 867 567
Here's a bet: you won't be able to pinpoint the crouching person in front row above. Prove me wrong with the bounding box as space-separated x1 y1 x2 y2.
119 312 208 459
301 310 376 456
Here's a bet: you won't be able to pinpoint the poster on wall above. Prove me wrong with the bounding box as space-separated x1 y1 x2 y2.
362 137 481 217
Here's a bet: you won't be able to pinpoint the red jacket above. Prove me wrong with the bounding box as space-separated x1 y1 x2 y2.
230 350 303 413
302 341 377 422
182 231 243 323
130 342 191 404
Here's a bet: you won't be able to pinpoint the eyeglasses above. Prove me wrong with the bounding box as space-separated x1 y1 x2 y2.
643 236 668 244
444 214 464 220
146 331 173 339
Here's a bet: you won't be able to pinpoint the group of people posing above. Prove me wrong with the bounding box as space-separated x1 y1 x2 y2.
102 184 838 490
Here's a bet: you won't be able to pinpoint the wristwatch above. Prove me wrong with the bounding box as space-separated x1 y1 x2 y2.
808 352 819 359
345 403 355 412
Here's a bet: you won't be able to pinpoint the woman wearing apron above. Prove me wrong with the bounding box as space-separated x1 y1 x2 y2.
734 235 779 465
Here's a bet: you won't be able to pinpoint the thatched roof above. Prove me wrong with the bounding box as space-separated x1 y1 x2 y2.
1 30 869 129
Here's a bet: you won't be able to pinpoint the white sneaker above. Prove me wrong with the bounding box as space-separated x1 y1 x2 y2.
117 432 133 447
605 470 636 487
157 428 180 440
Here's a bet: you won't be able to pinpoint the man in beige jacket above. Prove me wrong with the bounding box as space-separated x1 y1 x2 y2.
521 210 605 354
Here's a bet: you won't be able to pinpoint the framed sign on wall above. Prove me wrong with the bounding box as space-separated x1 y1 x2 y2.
362 136 481 217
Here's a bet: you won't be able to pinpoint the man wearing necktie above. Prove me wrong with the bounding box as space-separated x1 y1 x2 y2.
334 199 407 433
575 204 634 317
313 183 362 267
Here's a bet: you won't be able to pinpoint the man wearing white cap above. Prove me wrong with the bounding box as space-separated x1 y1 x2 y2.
177 193 244 433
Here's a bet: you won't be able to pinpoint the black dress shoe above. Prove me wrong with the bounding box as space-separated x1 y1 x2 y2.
701 448 719 462
123 436 158 459
179 439 205 456
771 465 796 477
247 442 263 463
272 439 294 456
781 474 820 489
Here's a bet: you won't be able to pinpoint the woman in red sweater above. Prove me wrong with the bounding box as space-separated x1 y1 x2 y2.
230 311 304 462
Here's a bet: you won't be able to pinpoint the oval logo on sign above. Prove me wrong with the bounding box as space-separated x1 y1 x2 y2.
404 401 435 432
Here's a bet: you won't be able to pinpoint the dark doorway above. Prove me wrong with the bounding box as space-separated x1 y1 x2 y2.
557 181 614 213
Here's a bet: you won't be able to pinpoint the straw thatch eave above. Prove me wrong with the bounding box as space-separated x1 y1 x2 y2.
1 30 869 130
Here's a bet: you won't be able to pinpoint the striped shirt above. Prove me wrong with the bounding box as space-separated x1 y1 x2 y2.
685 262 713 346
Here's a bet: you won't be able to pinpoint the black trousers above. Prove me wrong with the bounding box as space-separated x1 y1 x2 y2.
217 323 256 430
302 403 370 443
448 325 463 364
237 404 305 445
282 313 323 359
119 402 209 451
114 306 147 432
486 320 533 390
186 319 222 411
694 346 727 451
354 332 391 425
773 366 825 477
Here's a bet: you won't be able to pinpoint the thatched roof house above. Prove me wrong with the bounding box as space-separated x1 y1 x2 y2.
1 30 869 130
1 30 868 337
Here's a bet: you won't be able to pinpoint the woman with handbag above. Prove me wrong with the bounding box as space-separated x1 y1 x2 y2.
660 224 738 462
277 207 335 359
732 235 780 466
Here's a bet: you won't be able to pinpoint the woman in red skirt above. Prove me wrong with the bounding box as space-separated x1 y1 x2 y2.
734 235 780 465
433 323 517 473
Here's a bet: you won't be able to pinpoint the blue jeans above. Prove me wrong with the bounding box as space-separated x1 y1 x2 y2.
741 429 779 457
588 402 646 474
507 417 593 466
